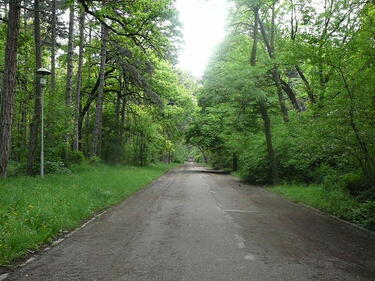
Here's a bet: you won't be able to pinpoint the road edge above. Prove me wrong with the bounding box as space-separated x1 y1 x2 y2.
261 186 375 237
0 164 182 278
229 172 375 237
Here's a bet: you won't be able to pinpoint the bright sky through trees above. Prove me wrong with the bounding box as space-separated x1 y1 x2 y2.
175 0 228 78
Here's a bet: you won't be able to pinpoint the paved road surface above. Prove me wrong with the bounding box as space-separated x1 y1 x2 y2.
5 163 375 281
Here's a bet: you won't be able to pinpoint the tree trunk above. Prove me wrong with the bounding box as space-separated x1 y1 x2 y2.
280 78 302 111
295 65 316 104
120 94 126 138
272 70 289 121
73 10 85 151
66 2 75 106
250 7 259 66
78 68 114 150
232 153 238 171
0 0 21 178
115 92 121 133
27 0 43 175
50 0 56 92
259 100 280 185
257 18 290 121
251 7 280 185
91 23 108 157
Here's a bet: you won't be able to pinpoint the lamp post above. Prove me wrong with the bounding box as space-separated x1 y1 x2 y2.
36 67 51 177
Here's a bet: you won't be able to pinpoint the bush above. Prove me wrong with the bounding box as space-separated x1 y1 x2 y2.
88 156 103 165
44 161 71 175
343 172 375 201
6 161 22 177
349 201 375 230
239 150 269 184
102 137 125 164
65 150 85 166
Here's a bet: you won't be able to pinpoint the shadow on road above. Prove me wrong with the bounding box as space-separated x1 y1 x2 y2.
180 168 229 175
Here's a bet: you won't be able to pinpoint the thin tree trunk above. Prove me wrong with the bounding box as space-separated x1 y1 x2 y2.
232 153 238 171
91 23 108 157
257 18 290 120
0 0 21 178
270 2 275 51
50 0 56 92
73 10 85 151
115 92 121 134
120 95 126 138
66 2 75 106
20 11 29 146
251 7 280 185
27 0 43 175
78 68 114 149
295 65 316 103
272 70 289 121
259 101 280 185
280 78 302 111
250 7 259 66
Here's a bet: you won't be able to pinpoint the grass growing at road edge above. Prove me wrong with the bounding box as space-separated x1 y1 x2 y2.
0 163 179 265
269 184 375 231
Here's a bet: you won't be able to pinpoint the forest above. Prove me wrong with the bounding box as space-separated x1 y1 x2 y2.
187 0 375 229
0 0 374 265
0 0 197 178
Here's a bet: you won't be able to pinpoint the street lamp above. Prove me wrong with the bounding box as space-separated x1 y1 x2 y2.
36 67 51 177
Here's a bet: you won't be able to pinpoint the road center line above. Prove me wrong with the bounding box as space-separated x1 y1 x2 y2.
223 209 258 213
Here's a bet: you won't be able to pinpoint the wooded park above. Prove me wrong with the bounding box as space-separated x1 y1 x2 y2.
0 0 374 268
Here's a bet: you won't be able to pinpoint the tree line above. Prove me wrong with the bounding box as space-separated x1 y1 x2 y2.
187 0 374 200
0 0 197 178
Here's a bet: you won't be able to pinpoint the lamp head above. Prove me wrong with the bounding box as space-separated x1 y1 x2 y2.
36 68 51 76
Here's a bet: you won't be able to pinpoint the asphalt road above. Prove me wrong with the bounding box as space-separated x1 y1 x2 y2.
5 163 375 281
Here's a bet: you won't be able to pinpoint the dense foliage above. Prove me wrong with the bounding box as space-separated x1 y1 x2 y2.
0 0 196 177
0 0 374 230
187 0 375 225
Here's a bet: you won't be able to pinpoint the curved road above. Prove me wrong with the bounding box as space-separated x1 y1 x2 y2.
5 163 375 281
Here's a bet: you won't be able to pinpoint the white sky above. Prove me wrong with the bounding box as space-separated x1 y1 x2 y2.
175 0 229 78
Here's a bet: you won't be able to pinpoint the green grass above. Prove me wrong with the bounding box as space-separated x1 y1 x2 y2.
231 171 241 179
0 163 178 265
269 184 375 231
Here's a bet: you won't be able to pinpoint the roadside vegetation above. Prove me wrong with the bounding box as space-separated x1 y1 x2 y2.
0 163 178 265
269 185 375 231
0 0 374 268
0 0 196 265
187 0 375 230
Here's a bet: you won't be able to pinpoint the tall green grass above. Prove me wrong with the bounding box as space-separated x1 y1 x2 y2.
0 163 178 265
269 184 375 231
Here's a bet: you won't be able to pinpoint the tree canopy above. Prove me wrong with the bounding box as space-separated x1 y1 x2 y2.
187 0 375 199
0 0 197 177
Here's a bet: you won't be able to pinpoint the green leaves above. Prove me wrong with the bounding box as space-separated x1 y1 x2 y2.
191 0 375 193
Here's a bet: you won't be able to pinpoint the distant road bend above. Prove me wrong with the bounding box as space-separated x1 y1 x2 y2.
6 163 375 281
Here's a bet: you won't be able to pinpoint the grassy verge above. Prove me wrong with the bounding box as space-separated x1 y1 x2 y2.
0 163 179 265
231 171 241 179
269 184 375 231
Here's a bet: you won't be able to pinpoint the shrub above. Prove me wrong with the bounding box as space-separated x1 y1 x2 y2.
88 156 103 165
44 161 71 175
65 150 85 166
343 172 374 200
